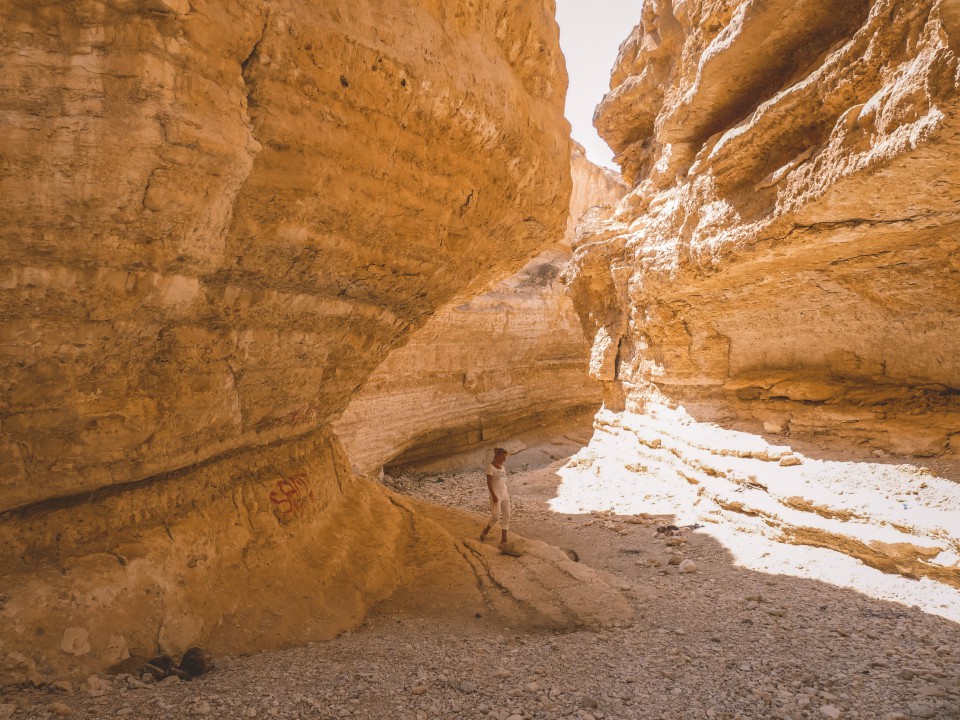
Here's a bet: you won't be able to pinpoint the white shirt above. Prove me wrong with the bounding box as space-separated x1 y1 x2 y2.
486 463 508 499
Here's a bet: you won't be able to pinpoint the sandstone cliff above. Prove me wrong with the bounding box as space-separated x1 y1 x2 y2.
0 0 632 681
566 0 960 593
335 146 626 474
572 0 960 456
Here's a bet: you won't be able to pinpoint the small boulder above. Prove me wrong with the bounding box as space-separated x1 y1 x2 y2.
499 540 525 557
59 628 91 657
679 559 698 574
141 655 174 680
85 675 110 697
1 652 44 687
177 647 210 679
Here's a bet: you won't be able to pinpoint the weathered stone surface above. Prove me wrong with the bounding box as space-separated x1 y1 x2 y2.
334 248 599 474
0 428 631 681
564 141 626 244
335 148 625 474
572 0 960 455
0 0 570 507
0 0 636 681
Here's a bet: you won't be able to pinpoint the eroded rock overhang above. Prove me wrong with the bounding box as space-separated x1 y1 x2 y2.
0 0 636 681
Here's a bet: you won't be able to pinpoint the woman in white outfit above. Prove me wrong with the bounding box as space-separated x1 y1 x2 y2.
479 447 510 545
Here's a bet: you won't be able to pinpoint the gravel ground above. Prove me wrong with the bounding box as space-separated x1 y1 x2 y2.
4 458 959 720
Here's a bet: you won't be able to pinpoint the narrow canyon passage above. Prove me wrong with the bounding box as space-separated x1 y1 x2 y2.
2 0 960 719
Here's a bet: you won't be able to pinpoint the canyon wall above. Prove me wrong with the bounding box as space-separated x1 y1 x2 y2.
0 0 632 682
571 0 960 456
562 0 960 593
335 146 625 474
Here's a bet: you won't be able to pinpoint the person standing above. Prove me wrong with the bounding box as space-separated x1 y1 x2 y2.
479 447 510 545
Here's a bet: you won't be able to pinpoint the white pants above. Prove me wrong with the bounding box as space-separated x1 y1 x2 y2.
487 495 511 532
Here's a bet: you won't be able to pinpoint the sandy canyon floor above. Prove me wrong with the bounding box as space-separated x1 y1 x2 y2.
3 434 960 720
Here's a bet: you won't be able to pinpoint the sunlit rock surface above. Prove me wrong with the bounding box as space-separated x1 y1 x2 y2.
554 404 960 620
335 146 625 474
572 0 960 456
565 0 960 600
0 0 633 681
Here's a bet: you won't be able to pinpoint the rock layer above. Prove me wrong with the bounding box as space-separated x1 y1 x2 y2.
335 146 625 474
0 0 570 506
563 0 960 596
0 0 636 681
572 0 960 456
0 427 631 681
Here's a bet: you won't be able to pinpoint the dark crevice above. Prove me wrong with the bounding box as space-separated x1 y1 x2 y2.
614 337 623 380
241 15 269 129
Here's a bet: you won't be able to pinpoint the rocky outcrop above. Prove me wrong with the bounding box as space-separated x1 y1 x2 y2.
571 0 960 456
335 147 625 474
562 0 960 597
0 1 634 681
564 142 626 244
0 0 570 504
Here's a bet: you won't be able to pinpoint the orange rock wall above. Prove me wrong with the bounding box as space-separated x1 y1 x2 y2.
571 0 960 455
0 0 635 683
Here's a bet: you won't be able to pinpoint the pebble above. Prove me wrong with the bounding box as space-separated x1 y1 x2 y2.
85 675 110 697
679 559 697 573
907 702 937 718
49 702 74 716
820 704 841 719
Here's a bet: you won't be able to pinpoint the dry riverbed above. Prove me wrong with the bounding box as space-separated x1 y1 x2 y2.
4 452 960 720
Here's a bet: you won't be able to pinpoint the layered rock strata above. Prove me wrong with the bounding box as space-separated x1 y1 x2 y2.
0 0 570 504
0 0 632 681
555 404 960 610
335 146 625 474
571 0 960 456
564 0 960 593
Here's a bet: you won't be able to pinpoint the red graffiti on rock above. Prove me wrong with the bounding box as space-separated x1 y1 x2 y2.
268 473 314 518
